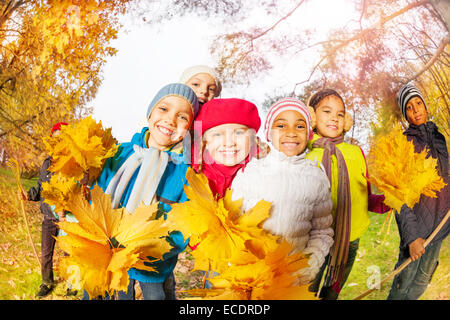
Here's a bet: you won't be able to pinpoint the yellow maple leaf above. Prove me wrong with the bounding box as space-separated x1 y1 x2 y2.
41 173 80 212
165 168 279 273
186 241 315 300
368 125 447 212
57 185 171 298
43 116 118 181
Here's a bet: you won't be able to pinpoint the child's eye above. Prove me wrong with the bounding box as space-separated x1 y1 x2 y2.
209 87 215 92
235 130 246 135
178 114 188 121
276 124 285 129
338 113 345 118
297 125 305 129
159 106 167 111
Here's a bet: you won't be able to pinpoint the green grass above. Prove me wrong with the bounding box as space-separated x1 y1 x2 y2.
0 167 81 300
339 211 449 300
0 167 448 300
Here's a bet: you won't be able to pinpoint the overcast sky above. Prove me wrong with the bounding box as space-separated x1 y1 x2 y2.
90 0 358 143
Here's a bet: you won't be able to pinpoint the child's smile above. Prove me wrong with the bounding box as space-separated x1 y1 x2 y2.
315 95 345 138
156 124 175 137
204 123 254 166
281 142 301 150
271 110 308 157
147 96 193 150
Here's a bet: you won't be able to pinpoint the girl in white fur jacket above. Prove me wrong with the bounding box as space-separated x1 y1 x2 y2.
231 98 334 285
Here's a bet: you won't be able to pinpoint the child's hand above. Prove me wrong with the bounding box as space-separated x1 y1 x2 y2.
409 238 425 261
58 211 66 222
256 137 270 159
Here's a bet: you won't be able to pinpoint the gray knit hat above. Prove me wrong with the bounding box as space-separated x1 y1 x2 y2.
397 83 427 119
147 83 199 119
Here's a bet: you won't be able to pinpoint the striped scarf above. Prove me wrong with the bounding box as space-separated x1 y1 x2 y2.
105 144 169 213
313 135 351 290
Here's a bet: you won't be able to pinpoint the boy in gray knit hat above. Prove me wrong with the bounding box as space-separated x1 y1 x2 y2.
387 83 449 300
92 83 199 300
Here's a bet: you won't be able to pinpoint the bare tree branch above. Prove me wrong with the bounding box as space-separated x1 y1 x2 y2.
292 0 429 93
404 35 450 83
246 0 307 45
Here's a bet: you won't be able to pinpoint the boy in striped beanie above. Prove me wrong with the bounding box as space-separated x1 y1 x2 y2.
387 83 449 300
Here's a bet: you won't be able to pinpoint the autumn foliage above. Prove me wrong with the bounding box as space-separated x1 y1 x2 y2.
57 186 171 298
367 125 446 212
0 0 131 174
42 116 118 182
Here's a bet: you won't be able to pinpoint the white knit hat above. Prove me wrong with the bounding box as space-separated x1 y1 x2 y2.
179 65 222 97
264 97 314 142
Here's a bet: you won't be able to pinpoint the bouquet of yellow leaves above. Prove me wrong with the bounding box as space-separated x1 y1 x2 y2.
41 173 80 213
57 185 171 298
166 168 280 273
367 125 446 212
43 116 118 182
166 168 315 300
186 241 315 300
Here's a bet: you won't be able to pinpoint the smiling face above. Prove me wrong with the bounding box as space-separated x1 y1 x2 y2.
405 96 427 126
185 73 217 106
203 123 254 166
147 96 193 150
315 95 345 138
270 110 308 157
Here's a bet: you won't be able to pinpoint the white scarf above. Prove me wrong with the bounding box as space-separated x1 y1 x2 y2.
105 144 169 213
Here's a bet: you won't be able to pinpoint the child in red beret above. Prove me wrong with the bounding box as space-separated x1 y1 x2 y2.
191 98 261 199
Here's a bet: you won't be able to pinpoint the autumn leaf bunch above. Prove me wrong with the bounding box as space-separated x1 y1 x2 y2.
43 116 118 182
368 125 446 212
41 173 80 213
57 186 171 298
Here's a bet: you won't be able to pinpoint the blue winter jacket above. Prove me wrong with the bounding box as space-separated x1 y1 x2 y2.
96 127 189 283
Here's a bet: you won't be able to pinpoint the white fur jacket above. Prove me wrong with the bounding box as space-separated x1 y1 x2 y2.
231 147 334 285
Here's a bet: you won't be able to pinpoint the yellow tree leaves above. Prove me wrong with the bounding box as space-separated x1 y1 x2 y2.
166 168 279 273
368 125 446 212
166 168 315 300
41 173 80 213
0 1 130 173
43 116 118 182
187 241 314 300
57 185 171 298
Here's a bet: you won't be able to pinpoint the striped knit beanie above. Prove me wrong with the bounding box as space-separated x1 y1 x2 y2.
146 83 199 119
397 83 427 119
264 97 314 142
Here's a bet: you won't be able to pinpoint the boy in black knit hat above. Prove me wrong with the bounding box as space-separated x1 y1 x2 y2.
387 83 449 300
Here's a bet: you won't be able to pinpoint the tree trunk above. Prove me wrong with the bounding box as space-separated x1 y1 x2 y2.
429 0 450 33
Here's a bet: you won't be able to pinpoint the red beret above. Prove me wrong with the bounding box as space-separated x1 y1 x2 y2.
194 98 261 134
51 122 68 135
